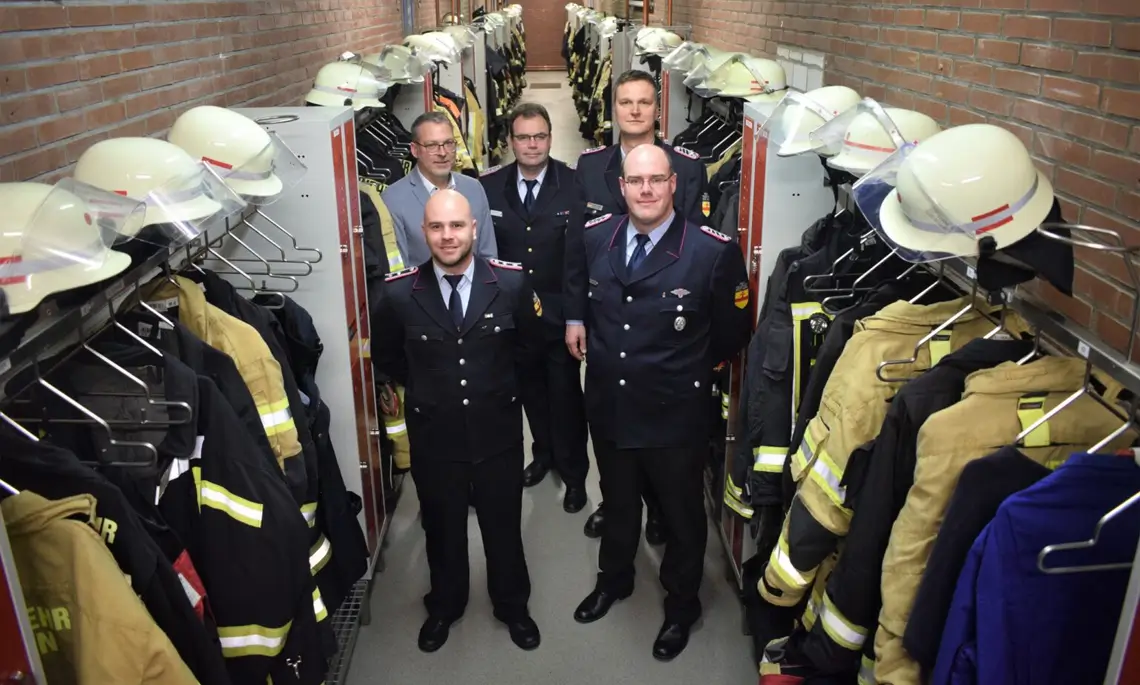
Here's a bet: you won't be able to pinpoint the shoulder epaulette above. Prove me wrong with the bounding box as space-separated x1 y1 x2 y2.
674 145 700 160
489 258 523 271
585 213 613 228
581 146 606 155
384 265 418 281
480 164 503 177
700 225 732 243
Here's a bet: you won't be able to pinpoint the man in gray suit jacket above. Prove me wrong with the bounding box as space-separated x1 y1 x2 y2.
382 111 499 264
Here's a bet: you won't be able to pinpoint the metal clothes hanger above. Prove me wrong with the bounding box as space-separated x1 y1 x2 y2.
31 377 158 467
1037 490 1140 575
1014 358 1093 445
877 285 983 383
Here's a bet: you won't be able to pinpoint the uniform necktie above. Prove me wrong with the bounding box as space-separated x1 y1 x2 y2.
444 274 464 330
628 233 650 274
523 179 538 214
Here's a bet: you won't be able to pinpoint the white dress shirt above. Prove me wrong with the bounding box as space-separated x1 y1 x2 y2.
418 166 457 195
434 258 475 316
517 164 548 203
625 211 675 263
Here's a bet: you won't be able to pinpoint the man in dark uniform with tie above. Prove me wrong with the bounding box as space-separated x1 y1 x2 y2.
565 144 750 661
573 69 712 543
479 103 589 514
373 189 542 654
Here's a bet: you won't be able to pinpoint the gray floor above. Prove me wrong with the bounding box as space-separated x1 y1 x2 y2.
351 71 757 684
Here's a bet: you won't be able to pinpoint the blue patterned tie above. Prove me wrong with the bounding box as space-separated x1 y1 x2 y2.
628 233 650 274
444 274 464 330
523 179 538 214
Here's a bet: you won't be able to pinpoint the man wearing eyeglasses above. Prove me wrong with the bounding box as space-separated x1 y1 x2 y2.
383 111 499 267
565 144 749 661
574 69 711 545
479 103 589 515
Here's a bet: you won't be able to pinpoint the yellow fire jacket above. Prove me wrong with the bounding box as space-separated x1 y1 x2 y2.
3 491 198 685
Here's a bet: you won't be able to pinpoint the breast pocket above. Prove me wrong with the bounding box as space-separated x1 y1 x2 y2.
473 313 516 338
659 301 701 335
406 326 445 369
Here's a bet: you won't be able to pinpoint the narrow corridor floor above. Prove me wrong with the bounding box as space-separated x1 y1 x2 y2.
349 71 758 684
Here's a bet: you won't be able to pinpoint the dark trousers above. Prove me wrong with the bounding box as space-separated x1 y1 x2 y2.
410 447 531 621
518 332 589 487
594 439 707 625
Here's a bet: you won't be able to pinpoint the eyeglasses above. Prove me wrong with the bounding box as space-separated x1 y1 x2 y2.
622 174 674 188
511 133 550 143
415 139 458 152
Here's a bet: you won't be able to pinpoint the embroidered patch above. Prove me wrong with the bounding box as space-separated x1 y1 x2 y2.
700 225 732 243
585 213 612 228
734 281 750 310
480 164 503 176
488 258 523 270
674 145 700 160
533 291 543 317
384 265 419 282
702 191 711 217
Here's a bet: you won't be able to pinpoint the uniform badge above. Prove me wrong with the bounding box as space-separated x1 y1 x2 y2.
734 282 750 309
581 146 606 155
489 258 523 270
809 312 830 335
480 164 503 176
700 225 732 243
532 291 543 318
585 213 612 229
674 145 700 160
556 209 570 217
670 288 691 299
674 316 686 331
701 192 711 217
490 209 503 218
586 202 604 212
384 265 419 282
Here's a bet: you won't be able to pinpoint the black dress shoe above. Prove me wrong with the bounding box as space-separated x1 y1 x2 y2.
522 461 549 487
563 485 587 513
418 616 453 653
573 588 631 624
502 616 541 650
583 502 605 538
645 513 666 546
652 622 691 661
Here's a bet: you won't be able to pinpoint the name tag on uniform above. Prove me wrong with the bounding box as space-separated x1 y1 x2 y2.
556 210 570 217
586 202 603 212
490 209 503 218
589 278 599 286
484 313 494 318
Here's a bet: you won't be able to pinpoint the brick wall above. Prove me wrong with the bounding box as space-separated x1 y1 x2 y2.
0 0 405 184
673 0 1140 358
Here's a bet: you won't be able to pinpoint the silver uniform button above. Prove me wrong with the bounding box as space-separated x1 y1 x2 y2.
461 379 467 386
459 359 466 365
463 399 469 406
494 326 501 333
676 305 683 311
421 334 428 341
619 379 626 386
623 324 630 330
694 381 701 388
458 338 463 345
626 295 632 302
620 352 626 358
529 269 534 274
527 247 533 253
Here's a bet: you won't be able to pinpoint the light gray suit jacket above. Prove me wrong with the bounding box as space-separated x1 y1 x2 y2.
381 169 499 265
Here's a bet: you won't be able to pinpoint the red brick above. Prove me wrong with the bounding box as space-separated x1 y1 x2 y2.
1118 22 1140 52
977 39 1021 63
38 111 86 145
16 5 68 30
1014 98 1067 129
939 34 976 56
926 10 960 29
1003 15 1050 39
1027 0 1081 9
970 87 1015 115
25 62 79 90
56 83 105 113
1042 75 1101 108
101 74 141 100
934 79 971 104
1084 0 1138 16
0 124 38 158
949 106 987 126
961 11 1002 34
1118 191 1140 223
11 147 68 181
119 50 155 73
68 6 116 27
77 54 121 81
1054 18 1112 47
995 67 1042 94
1074 268 1135 322
113 4 153 24
913 96 950 122
1056 167 1118 207
1034 132 1091 167
956 61 994 85
85 102 127 130
896 8 924 25
1103 87 1140 119
1062 110 1132 148
907 30 938 51
1090 151 1140 187
893 49 921 70
1075 53 1140 85
1021 43 1076 71
1037 284 1092 329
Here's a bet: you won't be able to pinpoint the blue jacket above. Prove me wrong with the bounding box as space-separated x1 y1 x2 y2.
933 452 1140 685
